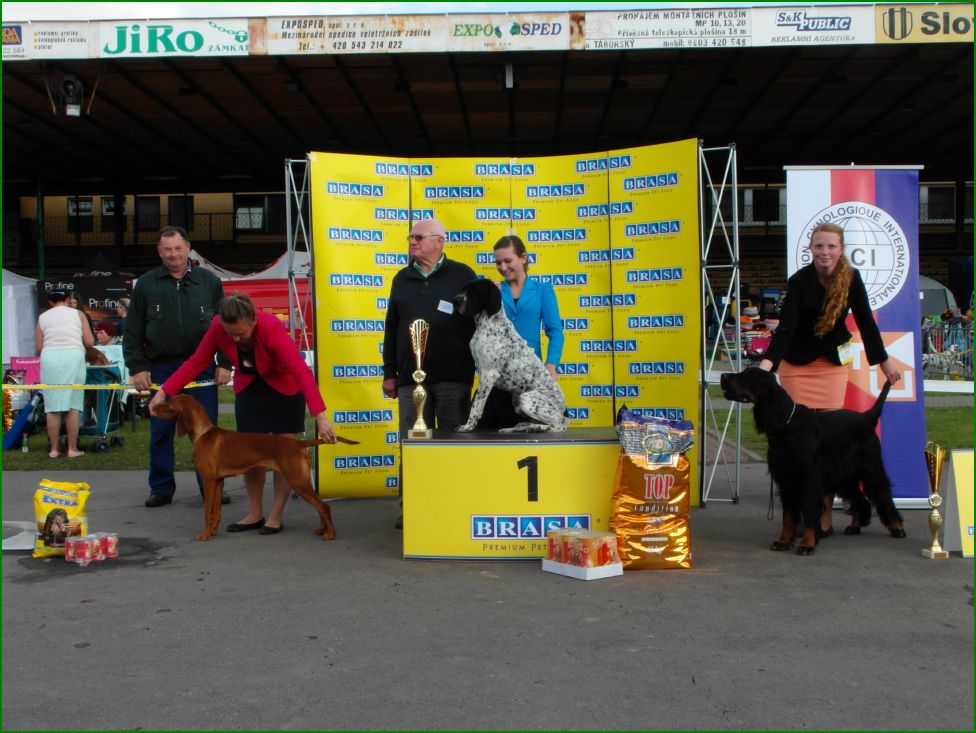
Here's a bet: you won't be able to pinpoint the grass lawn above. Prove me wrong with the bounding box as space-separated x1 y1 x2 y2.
2 387 971 470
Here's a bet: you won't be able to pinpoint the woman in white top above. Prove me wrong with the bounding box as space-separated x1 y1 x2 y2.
35 291 94 458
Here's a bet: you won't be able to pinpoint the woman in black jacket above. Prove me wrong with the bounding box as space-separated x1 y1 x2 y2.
758 222 901 533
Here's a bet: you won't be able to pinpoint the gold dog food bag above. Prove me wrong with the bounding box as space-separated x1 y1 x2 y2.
32 480 91 559
611 409 693 569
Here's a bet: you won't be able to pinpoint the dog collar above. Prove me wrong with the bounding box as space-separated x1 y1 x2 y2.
191 424 216 445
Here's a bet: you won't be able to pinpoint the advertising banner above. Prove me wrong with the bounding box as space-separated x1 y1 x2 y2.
512 153 615 427
786 166 927 504
264 15 448 55
611 139 702 502
875 4 975 44
446 12 578 52
97 18 250 57
310 152 412 498
3 21 93 59
584 7 752 50
313 141 700 500
751 5 875 46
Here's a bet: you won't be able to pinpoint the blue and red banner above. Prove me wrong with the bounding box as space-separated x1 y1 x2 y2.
786 166 927 505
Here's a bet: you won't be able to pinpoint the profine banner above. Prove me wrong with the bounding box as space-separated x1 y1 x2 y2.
311 141 701 501
785 166 927 505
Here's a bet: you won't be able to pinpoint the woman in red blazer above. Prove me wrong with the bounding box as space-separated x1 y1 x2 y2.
149 294 336 535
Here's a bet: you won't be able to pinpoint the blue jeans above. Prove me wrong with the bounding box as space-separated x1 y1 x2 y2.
148 363 218 498
395 381 472 436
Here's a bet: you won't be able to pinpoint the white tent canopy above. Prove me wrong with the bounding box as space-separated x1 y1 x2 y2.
2 268 38 364
189 249 309 282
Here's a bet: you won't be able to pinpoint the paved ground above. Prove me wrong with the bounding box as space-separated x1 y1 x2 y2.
2 466 973 731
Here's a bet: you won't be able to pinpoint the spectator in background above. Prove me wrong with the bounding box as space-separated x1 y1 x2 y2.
66 290 95 334
123 225 231 508
94 320 121 346
116 297 129 335
35 291 94 458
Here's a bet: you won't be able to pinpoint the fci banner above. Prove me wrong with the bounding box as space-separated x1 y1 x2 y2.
311 141 701 501
785 166 927 505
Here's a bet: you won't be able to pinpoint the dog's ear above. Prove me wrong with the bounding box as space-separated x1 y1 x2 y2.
751 372 794 434
175 412 188 437
481 279 502 315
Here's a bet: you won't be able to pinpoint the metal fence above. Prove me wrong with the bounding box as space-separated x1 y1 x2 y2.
922 321 974 380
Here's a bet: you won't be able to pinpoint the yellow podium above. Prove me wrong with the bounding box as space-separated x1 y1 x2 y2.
402 428 620 560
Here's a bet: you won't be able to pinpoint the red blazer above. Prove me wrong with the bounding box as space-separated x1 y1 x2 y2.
161 310 326 415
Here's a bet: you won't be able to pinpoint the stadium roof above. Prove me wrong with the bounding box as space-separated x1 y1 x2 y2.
2 7 972 196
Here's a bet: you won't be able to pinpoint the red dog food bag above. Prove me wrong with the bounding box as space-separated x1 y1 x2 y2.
610 409 693 569
32 480 91 559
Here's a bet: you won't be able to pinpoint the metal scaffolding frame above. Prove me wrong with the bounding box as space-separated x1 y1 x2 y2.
698 142 743 505
285 158 318 488
284 158 314 353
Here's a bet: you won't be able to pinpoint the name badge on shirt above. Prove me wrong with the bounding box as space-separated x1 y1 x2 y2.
437 299 454 315
837 341 854 365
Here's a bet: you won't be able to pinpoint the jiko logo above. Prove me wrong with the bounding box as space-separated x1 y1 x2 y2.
104 24 206 54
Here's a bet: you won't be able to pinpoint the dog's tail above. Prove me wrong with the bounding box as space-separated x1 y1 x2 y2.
866 379 893 425
298 436 360 448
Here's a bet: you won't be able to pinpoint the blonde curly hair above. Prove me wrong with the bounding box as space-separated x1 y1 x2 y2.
810 222 853 337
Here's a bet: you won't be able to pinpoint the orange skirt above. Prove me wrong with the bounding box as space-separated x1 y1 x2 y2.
777 357 848 410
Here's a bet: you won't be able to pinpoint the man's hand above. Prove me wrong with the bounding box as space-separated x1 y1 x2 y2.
382 377 397 399
215 367 232 386
131 371 152 391
147 389 167 416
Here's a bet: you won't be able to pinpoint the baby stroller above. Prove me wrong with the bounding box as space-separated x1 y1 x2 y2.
80 363 126 453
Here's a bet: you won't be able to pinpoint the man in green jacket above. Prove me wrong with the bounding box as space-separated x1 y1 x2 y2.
123 226 231 508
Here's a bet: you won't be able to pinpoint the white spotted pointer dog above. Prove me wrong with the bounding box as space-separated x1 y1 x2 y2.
452 278 568 433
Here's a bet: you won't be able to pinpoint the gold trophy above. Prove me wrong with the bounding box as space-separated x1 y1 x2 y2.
407 319 432 439
922 441 949 559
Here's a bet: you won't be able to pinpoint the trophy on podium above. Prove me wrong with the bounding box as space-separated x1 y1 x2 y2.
922 441 949 559
407 319 432 439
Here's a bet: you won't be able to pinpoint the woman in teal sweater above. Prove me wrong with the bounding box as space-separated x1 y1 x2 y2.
476 235 565 430
494 234 564 379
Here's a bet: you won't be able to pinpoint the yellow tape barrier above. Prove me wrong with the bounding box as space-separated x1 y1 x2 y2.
1 381 217 391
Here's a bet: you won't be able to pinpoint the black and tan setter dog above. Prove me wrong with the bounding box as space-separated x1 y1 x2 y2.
720 367 906 556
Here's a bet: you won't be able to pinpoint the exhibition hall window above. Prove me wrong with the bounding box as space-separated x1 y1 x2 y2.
67 196 93 233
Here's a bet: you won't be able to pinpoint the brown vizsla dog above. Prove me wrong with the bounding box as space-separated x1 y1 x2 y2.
153 394 357 542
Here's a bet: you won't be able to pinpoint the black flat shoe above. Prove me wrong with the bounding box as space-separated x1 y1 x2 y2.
817 526 834 540
258 524 283 535
227 518 265 532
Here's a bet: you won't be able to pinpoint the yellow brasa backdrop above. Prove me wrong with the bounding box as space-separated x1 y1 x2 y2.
310 140 701 502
